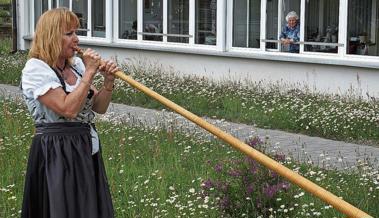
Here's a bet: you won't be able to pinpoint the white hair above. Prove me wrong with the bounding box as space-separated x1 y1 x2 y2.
285 11 298 22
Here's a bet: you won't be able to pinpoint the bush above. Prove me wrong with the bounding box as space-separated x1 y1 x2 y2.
202 136 294 217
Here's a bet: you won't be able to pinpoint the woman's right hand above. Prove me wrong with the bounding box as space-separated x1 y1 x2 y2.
82 48 101 77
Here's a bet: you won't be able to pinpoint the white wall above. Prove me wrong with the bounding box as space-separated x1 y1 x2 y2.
85 46 379 98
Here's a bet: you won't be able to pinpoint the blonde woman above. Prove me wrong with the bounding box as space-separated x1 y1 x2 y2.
21 8 117 218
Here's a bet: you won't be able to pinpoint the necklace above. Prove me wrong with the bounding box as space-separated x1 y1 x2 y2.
56 61 67 80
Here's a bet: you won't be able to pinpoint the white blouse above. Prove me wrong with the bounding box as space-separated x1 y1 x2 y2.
21 57 100 154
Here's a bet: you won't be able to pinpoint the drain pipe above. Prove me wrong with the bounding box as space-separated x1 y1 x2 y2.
11 0 17 53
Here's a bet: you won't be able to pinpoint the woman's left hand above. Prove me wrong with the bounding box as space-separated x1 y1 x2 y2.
99 59 119 82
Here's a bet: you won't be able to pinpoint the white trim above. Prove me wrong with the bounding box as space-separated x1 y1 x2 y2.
106 0 112 42
278 0 283 51
226 0 233 50
137 0 143 41
217 0 226 50
163 0 168 43
299 0 305 53
338 0 347 56
113 0 119 41
87 0 92 38
260 0 266 51
246 0 250 48
189 0 195 44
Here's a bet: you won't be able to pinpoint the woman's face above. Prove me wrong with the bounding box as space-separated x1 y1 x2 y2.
60 26 79 59
288 17 297 28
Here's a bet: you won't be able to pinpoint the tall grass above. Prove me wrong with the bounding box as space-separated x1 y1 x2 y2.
1 42 379 145
1 97 378 217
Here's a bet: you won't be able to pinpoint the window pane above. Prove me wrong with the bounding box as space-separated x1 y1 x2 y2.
195 0 217 45
232 0 261 48
143 0 163 41
119 0 137 39
168 0 189 43
92 0 105 37
266 0 278 49
34 0 49 26
59 0 69 8
72 0 88 36
249 0 261 48
233 0 247 47
305 0 339 53
348 0 379 56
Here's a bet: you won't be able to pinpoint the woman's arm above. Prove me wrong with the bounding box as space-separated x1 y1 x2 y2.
92 59 119 114
38 49 101 118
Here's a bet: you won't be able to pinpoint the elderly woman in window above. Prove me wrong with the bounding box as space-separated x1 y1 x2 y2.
280 11 300 53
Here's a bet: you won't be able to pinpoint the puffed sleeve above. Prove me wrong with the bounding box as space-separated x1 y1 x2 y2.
21 58 62 100
72 56 85 76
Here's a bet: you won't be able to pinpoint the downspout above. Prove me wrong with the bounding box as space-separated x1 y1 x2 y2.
11 0 17 53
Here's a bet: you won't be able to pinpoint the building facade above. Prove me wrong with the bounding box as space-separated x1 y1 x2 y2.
16 0 379 97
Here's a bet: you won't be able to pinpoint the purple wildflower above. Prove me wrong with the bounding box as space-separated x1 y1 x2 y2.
214 163 223 173
263 184 278 199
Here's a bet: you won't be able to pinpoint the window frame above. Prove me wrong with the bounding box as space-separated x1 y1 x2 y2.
29 0 112 42
26 0 379 63
113 0 225 51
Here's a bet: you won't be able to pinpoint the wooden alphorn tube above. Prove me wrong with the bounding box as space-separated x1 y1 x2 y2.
75 47 372 218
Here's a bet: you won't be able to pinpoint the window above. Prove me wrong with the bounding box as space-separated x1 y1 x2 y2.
119 0 137 40
304 0 339 53
34 0 49 26
168 0 189 43
195 0 217 45
347 0 379 56
266 0 278 49
232 0 261 48
59 0 69 8
143 0 163 41
72 0 88 36
92 0 106 37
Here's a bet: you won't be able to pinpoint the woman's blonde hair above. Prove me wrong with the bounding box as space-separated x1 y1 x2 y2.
28 7 79 68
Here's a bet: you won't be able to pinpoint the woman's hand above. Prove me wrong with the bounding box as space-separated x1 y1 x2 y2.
281 38 292 45
82 48 101 77
99 59 119 82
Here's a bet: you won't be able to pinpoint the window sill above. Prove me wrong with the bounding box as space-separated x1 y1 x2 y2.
23 35 379 69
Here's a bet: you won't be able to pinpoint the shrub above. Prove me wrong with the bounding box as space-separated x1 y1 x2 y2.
202 136 293 217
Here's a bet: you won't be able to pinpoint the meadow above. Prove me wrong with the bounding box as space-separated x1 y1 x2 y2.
1 38 379 217
0 97 378 217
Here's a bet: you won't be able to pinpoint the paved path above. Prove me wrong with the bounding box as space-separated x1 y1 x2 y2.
1 83 378 170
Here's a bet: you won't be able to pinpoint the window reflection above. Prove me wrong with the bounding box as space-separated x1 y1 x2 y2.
195 0 217 45
59 0 69 8
34 0 48 27
304 0 339 53
119 0 137 40
168 0 189 43
72 0 88 36
232 0 261 48
92 0 105 38
266 0 278 49
143 0 163 41
348 0 379 56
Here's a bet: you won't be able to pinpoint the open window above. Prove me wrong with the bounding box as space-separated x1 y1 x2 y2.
232 0 261 48
304 0 340 54
347 0 379 56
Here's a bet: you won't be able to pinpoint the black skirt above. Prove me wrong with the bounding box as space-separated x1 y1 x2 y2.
21 122 114 218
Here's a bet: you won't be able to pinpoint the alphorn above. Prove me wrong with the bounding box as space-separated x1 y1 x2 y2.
76 47 372 218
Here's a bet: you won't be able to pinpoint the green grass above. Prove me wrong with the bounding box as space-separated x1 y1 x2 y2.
0 97 378 217
1 39 379 146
